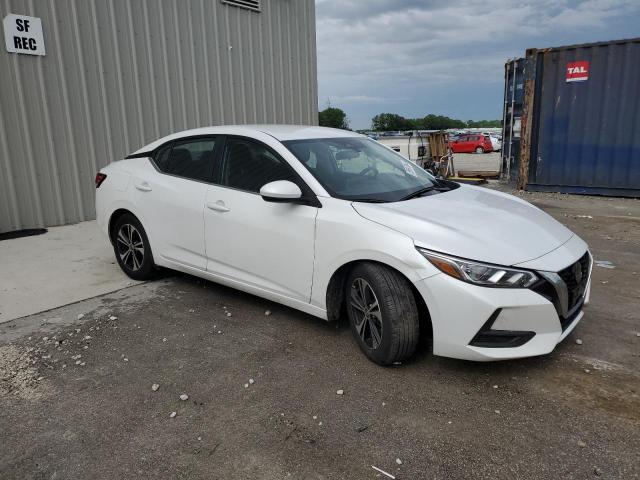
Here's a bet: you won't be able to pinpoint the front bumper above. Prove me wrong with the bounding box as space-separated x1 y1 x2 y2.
413 243 591 361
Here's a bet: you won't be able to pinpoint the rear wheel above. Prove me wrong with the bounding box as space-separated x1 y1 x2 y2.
346 263 420 365
475 146 484 154
112 214 156 280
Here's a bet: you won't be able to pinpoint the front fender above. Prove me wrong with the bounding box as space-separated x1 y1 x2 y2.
310 198 440 310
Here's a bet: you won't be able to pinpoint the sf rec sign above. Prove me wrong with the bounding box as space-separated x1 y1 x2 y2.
3 14 46 56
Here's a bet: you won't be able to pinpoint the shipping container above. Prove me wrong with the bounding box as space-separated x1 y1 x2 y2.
517 37 640 196
501 58 524 182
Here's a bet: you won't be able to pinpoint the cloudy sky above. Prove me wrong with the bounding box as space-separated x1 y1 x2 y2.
315 0 640 129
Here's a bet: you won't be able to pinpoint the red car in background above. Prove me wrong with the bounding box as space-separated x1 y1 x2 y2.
448 134 493 153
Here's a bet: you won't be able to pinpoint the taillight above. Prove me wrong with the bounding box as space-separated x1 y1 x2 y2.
95 173 107 188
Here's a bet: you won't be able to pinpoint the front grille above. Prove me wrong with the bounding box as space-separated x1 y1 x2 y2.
529 251 590 330
557 252 591 311
560 298 584 332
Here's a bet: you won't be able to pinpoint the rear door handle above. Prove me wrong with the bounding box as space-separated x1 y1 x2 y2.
206 201 230 213
135 181 152 192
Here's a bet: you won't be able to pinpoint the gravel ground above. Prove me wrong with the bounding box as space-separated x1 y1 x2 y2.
1 187 639 480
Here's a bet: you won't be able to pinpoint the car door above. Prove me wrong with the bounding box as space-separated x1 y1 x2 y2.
453 135 469 153
203 136 318 302
466 135 478 152
132 136 219 270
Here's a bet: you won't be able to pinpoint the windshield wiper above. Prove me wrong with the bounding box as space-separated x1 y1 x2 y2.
351 198 388 203
431 178 456 191
400 186 435 200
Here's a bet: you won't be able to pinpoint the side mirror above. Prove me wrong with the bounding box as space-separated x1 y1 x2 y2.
260 180 302 203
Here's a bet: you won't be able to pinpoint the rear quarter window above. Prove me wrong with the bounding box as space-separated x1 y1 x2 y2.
154 145 172 171
152 138 217 182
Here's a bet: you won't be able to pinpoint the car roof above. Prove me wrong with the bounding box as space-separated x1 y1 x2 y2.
250 124 361 141
130 125 362 155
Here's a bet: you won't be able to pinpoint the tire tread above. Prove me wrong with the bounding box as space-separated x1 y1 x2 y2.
112 213 157 281
347 263 420 365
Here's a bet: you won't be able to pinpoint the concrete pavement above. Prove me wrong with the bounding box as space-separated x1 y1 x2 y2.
453 152 501 176
0 221 139 323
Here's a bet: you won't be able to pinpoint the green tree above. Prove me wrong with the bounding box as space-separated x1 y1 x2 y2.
466 119 502 128
418 114 466 130
371 113 411 131
371 112 501 131
319 107 350 130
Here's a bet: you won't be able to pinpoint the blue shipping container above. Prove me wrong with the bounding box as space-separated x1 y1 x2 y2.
524 38 640 197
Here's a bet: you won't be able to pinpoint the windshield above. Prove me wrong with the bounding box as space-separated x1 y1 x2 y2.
283 137 437 202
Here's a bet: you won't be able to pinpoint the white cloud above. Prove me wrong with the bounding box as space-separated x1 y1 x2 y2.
315 0 640 127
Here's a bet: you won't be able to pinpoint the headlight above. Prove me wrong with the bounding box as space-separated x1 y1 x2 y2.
417 248 538 288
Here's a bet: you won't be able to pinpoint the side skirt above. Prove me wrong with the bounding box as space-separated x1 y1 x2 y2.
156 258 329 321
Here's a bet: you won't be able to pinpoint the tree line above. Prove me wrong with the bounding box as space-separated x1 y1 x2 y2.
371 113 501 131
318 107 501 131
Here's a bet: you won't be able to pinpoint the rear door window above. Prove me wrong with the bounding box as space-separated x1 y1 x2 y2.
154 138 217 182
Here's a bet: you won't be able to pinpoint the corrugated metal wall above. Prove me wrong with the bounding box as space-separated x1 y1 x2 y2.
0 0 318 233
524 38 640 196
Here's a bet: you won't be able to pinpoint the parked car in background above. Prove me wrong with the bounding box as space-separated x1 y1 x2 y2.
483 133 502 152
96 125 591 365
449 134 493 153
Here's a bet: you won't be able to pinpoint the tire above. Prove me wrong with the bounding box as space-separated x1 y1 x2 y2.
475 146 484 154
346 263 420 365
112 213 156 280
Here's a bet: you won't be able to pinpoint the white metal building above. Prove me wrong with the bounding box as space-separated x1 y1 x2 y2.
0 0 318 233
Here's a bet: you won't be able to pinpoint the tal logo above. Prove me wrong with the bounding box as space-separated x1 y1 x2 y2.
566 61 589 82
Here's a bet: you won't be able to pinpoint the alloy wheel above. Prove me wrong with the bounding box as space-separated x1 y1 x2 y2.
116 224 145 272
349 278 383 349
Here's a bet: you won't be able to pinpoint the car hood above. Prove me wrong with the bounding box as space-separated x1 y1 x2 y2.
352 185 574 266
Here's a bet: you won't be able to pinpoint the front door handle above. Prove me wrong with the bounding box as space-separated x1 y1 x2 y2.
135 181 152 192
206 201 230 213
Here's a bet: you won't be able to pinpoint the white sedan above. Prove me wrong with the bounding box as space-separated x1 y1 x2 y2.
96 125 591 364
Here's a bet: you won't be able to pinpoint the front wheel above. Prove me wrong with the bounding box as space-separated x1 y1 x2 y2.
112 214 156 280
475 146 484 154
346 263 420 365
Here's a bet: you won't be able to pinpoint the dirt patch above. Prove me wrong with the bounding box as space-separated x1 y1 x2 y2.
0 344 52 400
534 361 640 422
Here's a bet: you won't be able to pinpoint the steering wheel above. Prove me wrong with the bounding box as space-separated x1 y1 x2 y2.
359 166 379 177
